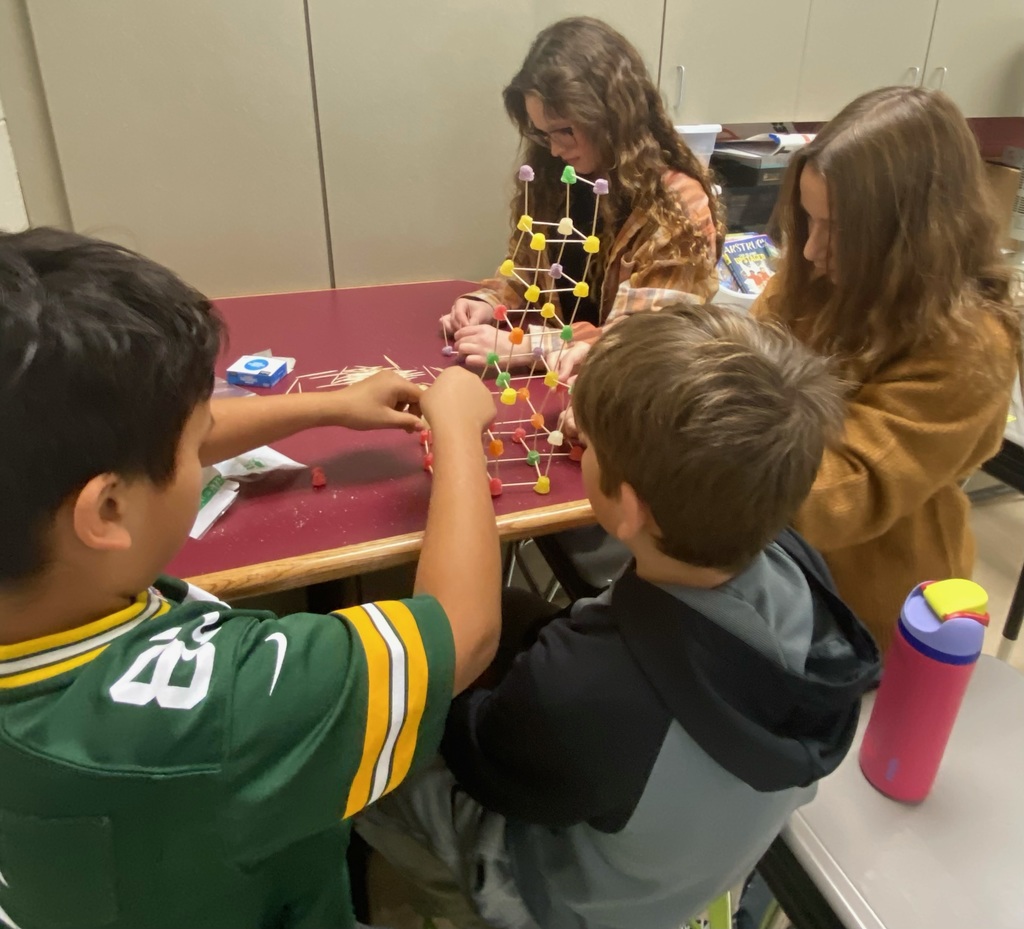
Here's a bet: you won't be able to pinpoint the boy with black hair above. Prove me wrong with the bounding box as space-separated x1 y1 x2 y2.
358 305 881 929
0 228 501 929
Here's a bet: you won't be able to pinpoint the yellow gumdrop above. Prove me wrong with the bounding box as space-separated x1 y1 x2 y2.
499 259 515 277
544 370 558 388
500 387 518 405
533 475 551 495
583 235 600 254
517 214 533 233
524 284 541 303
557 216 574 235
573 281 590 298
540 302 556 319
530 232 546 251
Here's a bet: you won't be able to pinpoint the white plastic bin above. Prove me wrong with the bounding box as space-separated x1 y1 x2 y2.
675 124 722 168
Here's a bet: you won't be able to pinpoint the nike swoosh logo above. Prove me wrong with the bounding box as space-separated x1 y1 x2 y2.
0 867 22 929
263 633 288 696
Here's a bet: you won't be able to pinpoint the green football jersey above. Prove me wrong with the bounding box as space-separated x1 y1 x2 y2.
0 577 455 929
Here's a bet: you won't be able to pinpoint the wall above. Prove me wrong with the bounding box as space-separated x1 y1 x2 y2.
0 92 29 232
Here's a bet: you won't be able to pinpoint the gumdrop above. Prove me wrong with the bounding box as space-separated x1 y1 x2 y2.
509 327 524 345
524 284 541 303
441 345 455 357
533 475 551 495
541 302 556 319
486 351 500 366
560 324 573 341
526 449 541 466
311 466 327 489
533 345 545 358
488 439 504 457
500 259 515 277
419 428 432 446
513 427 527 442
517 214 533 233
422 453 434 471
583 235 600 254
518 165 535 182
489 476 504 497
517 387 531 402
530 412 544 429
496 371 511 388
530 232 546 251
557 217 574 235
493 304 509 321
569 445 585 462
593 178 609 195
500 387 517 405
561 165 577 184
544 370 558 388
549 263 563 279
548 430 564 447
573 281 590 298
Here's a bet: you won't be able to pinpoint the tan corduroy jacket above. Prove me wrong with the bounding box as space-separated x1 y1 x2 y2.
754 281 1019 652
465 171 718 342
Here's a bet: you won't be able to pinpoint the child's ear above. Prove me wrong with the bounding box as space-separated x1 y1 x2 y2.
71 474 134 552
612 482 649 542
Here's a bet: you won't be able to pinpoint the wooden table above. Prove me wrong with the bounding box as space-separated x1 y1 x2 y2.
168 282 593 599
758 655 1024 929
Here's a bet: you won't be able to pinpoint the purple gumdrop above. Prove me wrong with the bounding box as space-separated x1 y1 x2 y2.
533 345 545 358
518 165 535 182
549 263 563 279
593 178 609 195
441 345 455 356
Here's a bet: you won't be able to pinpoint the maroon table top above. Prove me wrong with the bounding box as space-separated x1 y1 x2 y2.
168 282 592 597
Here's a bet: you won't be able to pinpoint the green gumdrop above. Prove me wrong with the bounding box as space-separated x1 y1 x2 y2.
496 371 511 388
561 165 577 184
560 324 574 342
486 351 500 366
526 450 541 465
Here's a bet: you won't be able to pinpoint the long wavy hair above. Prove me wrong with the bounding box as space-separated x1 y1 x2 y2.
768 86 1021 385
502 17 723 298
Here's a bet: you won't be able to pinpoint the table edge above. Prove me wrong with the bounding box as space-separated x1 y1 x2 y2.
184 499 595 599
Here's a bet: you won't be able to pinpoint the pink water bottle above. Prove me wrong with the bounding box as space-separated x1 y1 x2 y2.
859 579 989 802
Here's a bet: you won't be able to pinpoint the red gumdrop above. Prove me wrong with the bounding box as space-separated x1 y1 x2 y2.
512 427 527 442
419 428 432 446
569 445 585 462
311 466 327 489
493 305 509 321
489 477 503 497
423 452 434 471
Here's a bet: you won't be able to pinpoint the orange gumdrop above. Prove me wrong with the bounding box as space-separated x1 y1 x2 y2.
488 439 505 457
517 387 531 402
530 412 544 429
509 327 525 345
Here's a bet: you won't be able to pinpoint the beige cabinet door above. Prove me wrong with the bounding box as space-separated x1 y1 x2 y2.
923 0 1024 116
26 1 330 297
795 0 936 122
309 1 664 288
660 0 811 124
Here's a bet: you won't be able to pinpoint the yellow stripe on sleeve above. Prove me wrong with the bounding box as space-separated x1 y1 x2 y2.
376 601 429 796
337 605 392 819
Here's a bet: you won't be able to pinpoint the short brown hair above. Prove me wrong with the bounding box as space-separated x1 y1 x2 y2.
572 305 844 570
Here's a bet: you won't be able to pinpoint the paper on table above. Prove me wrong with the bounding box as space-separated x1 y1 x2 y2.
191 467 240 540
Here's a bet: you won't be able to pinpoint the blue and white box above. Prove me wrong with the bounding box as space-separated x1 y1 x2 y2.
226 354 292 388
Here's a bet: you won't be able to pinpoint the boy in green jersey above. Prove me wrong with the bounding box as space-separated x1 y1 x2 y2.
0 228 501 929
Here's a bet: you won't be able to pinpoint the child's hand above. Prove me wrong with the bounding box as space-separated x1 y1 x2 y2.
455 325 536 370
441 298 493 335
547 339 591 381
421 367 495 436
327 371 425 432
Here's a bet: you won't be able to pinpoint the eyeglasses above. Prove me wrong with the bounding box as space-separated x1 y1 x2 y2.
523 125 575 148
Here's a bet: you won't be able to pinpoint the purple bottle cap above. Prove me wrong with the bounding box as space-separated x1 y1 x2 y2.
899 584 986 663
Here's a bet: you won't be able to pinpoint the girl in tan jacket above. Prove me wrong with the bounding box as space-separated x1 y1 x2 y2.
440 17 722 368
754 87 1021 652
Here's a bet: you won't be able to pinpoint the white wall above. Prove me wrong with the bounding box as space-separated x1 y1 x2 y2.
0 92 30 232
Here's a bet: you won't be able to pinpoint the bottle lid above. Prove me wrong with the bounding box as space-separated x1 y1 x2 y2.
900 580 989 662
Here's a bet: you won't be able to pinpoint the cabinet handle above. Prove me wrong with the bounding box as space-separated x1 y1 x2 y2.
675 65 686 110
936 66 948 89
907 66 921 85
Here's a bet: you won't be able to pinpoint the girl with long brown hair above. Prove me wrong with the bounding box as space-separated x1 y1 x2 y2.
756 86 1021 651
441 17 722 367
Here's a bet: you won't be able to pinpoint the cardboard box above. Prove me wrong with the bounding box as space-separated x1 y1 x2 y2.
983 161 1021 249
226 354 291 388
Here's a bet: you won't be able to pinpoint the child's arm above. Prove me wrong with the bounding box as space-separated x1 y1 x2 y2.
415 367 502 693
201 371 423 465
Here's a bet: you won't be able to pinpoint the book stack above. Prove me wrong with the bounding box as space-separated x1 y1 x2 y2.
717 233 778 296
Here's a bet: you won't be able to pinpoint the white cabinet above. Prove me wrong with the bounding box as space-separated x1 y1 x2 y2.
660 0 811 124
795 0 936 122
309 1 665 288
922 0 1024 117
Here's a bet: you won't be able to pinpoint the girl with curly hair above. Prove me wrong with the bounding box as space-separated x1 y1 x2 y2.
441 17 722 368
755 86 1022 651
